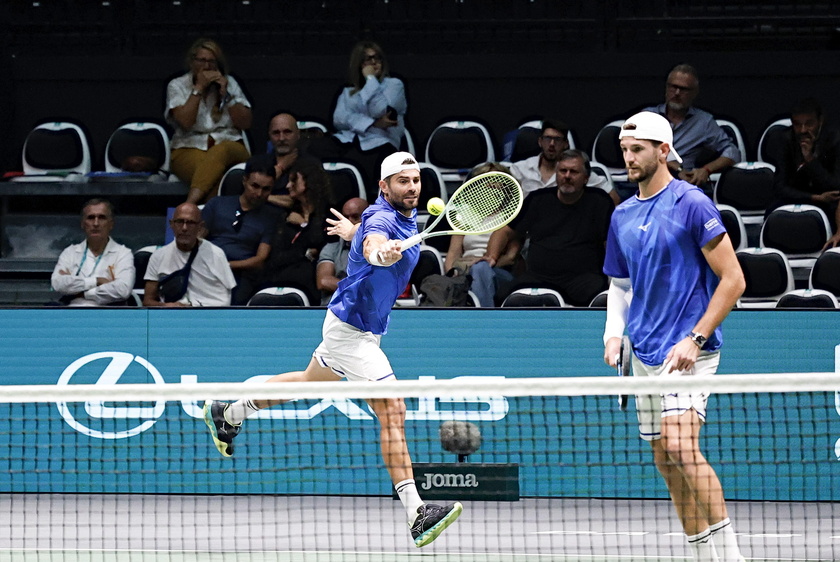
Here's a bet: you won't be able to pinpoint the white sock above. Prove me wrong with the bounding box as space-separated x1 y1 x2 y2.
224 400 260 425
687 528 720 561
710 518 744 562
395 479 424 525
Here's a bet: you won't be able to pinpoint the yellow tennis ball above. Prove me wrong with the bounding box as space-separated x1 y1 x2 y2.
427 197 445 216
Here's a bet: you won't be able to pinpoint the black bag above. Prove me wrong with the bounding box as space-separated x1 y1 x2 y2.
158 244 200 303
419 271 472 307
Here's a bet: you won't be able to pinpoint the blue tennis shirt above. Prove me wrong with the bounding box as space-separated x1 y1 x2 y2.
328 194 420 335
603 179 727 365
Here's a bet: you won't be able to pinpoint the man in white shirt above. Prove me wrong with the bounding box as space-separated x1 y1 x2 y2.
51 199 135 306
510 119 619 204
143 203 236 307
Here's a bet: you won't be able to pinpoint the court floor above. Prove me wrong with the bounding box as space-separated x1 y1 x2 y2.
0 494 836 561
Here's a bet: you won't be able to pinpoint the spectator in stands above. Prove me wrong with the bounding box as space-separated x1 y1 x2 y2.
644 63 739 193
771 98 840 249
143 203 236 307
202 154 279 305
166 38 253 205
259 159 335 305
445 162 522 307
509 119 569 196
267 111 321 208
483 149 614 307
51 198 135 306
510 119 620 204
316 197 369 304
311 40 406 198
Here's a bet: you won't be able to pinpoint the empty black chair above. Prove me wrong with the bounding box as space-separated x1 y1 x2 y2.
425 120 496 183
247 287 310 307
105 122 170 173
810 248 840 297
716 204 748 251
775 289 839 309
323 162 366 208
736 248 794 308
713 163 776 225
501 288 566 308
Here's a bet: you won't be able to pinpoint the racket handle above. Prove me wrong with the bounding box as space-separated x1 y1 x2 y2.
400 234 423 251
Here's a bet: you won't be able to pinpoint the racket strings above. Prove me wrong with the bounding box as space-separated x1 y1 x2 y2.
446 174 522 233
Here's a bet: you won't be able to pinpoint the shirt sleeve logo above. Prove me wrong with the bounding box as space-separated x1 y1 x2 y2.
704 218 721 231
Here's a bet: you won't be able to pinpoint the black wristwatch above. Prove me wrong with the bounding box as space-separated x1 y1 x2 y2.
688 332 707 349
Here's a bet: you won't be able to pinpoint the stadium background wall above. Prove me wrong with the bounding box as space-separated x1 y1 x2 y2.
0 308 837 501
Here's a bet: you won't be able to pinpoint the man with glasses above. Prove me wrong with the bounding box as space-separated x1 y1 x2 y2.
509 118 571 197
143 203 235 307
202 154 279 304
644 64 739 192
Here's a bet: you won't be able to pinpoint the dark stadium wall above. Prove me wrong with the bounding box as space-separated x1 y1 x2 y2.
3 50 837 174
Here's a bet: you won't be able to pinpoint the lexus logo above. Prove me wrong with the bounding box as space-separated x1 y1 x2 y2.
56 351 166 439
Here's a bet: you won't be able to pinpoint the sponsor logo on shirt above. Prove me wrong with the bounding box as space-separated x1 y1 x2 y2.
704 218 721 231
638 222 652 232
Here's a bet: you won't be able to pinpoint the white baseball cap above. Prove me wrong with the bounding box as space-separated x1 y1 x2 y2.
618 111 682 163
380 151 420 180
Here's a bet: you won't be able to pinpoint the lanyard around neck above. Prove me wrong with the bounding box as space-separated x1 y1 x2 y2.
75 242 105 276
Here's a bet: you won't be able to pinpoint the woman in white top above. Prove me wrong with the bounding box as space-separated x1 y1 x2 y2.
328 41 407 198
166 38 253 205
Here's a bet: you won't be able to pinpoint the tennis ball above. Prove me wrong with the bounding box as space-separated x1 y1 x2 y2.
427 197 445 216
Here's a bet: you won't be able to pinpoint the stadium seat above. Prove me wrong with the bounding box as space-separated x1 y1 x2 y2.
716 204 748 251
715 119 747 164
591 120 627 182
809 247 840 297
736 247 795 308
588 290 609 308
760 204 830 280
322 161 367 206
775 289 839 309
14 121 92 181
757 118 791 166
132 245 160 303
247 287 310 307
425 120 496 185
217 163 247 197
501 287 566 307
104 121 170 174
713 162 776 226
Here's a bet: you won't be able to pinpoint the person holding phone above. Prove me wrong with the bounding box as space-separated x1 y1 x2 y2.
166 38 253 205
317 41 406 199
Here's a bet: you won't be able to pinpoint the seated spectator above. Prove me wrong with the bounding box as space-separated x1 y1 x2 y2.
143 203 236 307
51 199 135 306
771 98 840 249
202 154 279 305
259 159 336 305
644 63 739 193
483 149 614 307
316 197 369 304
444 162 522 307
166 38 253 205
266 111 322 208
510 119 619 204
509 119 570 196
310 40 405 198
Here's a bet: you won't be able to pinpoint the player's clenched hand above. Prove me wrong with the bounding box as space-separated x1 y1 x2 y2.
664 338 700 373
604 337 621 368
375 240 403 265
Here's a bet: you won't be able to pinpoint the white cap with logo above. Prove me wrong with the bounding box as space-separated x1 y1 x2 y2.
380 151 420 180
618 111 682 163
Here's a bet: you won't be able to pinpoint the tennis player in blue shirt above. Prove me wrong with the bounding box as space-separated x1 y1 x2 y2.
602 112 746 562
203 152 462 548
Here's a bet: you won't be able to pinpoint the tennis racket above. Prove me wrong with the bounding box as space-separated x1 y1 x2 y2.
616 336 631 411
400 172 524 251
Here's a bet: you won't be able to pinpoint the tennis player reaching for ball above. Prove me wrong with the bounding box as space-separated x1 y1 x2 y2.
203 151 462 548
602 112 746 562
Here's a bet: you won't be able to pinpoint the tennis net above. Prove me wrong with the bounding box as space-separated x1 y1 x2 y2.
0 373 838 562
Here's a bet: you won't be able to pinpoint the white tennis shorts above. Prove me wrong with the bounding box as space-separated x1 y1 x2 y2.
312 310 396 382
632 351 720 441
